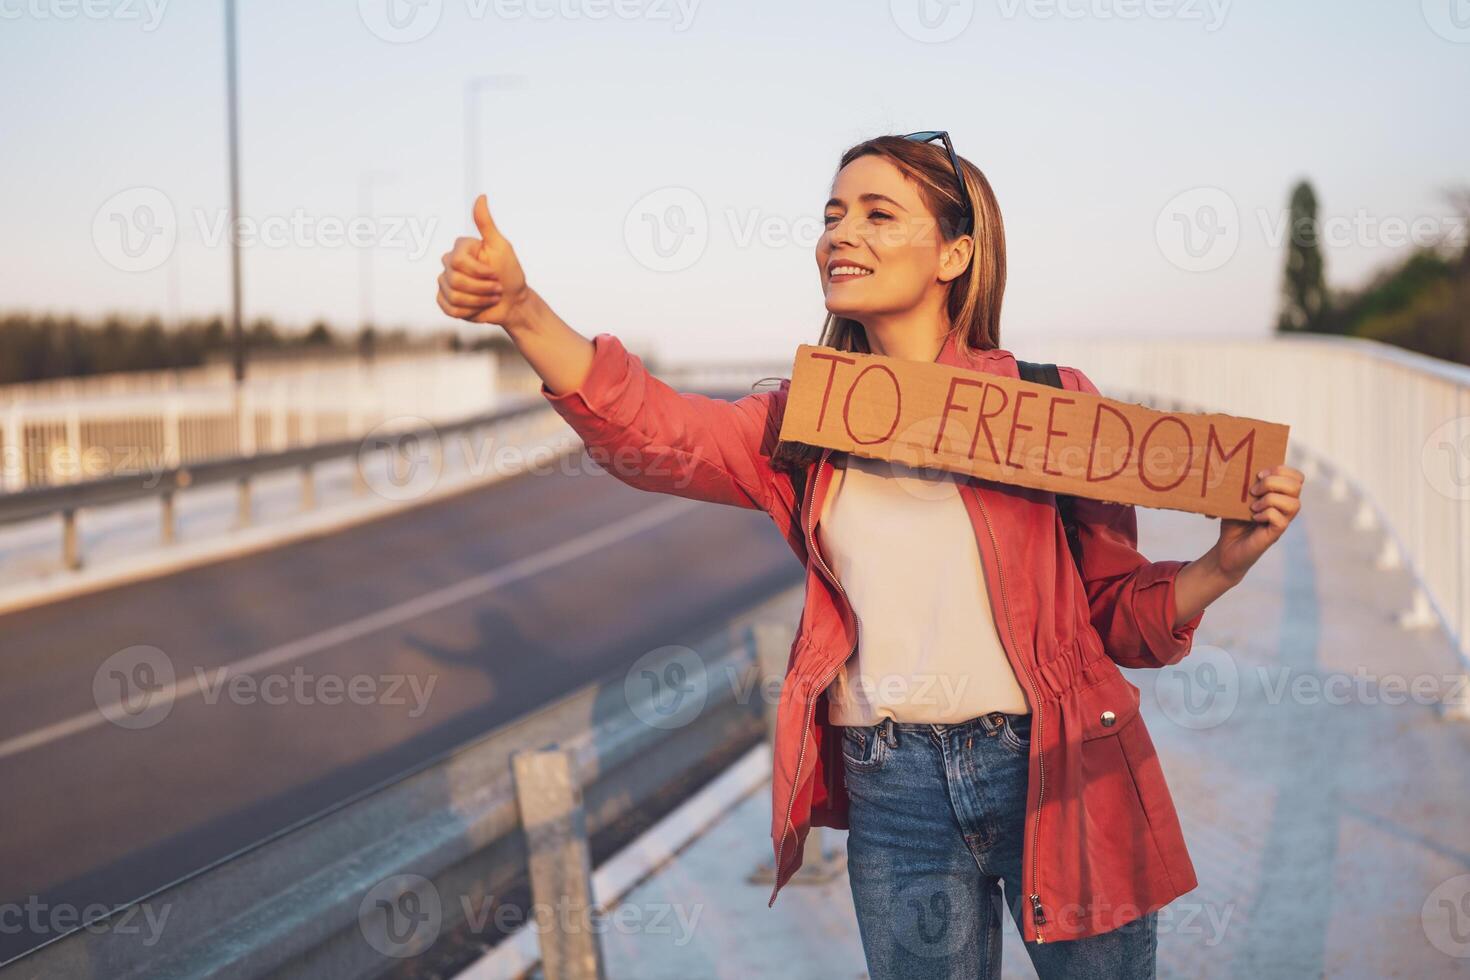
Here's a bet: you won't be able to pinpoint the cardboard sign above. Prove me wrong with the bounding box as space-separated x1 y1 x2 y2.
778 345 1290 520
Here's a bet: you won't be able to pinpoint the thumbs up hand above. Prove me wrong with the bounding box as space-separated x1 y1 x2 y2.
436 194 530 328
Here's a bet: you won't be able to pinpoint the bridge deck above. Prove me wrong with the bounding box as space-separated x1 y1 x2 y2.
600 473 1470 978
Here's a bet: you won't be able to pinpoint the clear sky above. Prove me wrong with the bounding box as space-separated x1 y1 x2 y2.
2 0 1466 362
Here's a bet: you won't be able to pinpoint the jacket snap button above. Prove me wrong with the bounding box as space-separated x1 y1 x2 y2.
1100 710 1116 727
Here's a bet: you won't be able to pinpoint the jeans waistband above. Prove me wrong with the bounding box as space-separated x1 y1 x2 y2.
860 711 1030 748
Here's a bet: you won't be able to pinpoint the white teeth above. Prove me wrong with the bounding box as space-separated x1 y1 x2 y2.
831 266 872 277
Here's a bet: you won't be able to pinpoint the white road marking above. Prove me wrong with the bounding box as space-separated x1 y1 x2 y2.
0 497 699 760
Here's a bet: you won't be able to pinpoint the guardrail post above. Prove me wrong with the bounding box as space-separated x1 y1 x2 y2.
236 476 252 529
301 463 315 511
511 748 606 980
351 453 369 496
451 430 469 481
394 440 412 487
61 507 80 570
160 490 175 545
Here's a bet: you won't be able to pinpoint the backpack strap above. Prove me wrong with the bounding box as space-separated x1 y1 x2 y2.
1015 359 1085 576
1015 358 1061 390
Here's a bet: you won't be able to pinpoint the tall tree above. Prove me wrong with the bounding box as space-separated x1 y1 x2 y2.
1276 180 1329 333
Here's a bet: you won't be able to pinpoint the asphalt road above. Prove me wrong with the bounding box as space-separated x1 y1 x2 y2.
0 447 801 964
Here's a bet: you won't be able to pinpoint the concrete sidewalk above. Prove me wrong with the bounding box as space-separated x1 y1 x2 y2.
599 779 869 980
598 469 1470 979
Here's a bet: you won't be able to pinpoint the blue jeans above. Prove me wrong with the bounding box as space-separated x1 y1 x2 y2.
842 711 1158 980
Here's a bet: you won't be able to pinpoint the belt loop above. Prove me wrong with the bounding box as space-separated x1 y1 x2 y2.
882 717 898 748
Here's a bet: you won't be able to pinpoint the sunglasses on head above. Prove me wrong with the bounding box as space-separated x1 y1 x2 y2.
901 130 974 237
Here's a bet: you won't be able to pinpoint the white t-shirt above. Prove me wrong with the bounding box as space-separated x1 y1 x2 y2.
819 453 1031 725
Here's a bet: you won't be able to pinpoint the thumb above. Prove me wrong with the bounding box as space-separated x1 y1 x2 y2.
472 194 501 243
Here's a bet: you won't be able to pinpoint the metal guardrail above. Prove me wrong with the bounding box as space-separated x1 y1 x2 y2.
0 372 776 574
0 602 789 979
0 397 552 572
0 353 501 491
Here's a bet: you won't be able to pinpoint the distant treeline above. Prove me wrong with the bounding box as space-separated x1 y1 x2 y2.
1276 183 1470 368
1316 246 1470 367
0 314 514 385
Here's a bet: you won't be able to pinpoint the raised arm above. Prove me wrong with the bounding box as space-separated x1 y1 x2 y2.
436 195 787 512
1057 365 1304 669
435 195 594 393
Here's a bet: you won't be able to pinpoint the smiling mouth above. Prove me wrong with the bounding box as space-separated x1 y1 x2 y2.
829 264 874 282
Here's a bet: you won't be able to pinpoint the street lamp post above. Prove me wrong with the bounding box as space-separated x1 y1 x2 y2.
463 74 529 207
357 170 398 352
224 0 245 386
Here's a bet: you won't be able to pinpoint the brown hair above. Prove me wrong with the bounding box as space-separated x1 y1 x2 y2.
754 133 1007 476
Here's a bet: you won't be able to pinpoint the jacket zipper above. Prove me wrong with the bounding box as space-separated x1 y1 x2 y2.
972 488 1048 943
769 455 1049 942
769 448 860 908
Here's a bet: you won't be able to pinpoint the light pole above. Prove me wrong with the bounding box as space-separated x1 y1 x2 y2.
224 0 245 386
357 170 397 350
463 74 529 207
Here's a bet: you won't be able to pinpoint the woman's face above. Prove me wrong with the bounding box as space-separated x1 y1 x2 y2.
817 154 965 322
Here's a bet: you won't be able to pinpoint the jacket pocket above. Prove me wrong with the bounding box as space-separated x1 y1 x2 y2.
1076 670 1142 740
1067 670 1172 927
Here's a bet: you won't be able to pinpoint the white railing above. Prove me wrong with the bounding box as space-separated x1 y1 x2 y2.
1026 332 1470 670
0 352 499 490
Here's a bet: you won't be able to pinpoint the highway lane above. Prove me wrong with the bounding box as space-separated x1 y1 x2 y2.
0 449 801 963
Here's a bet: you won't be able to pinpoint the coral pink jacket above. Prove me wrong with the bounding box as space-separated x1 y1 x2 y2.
541 330 1204 943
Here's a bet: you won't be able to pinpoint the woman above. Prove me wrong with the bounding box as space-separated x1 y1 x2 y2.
435 132 1304 979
